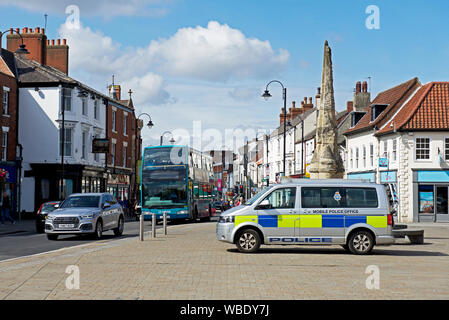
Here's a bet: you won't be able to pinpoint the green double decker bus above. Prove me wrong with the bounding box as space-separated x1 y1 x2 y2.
141 145 215 221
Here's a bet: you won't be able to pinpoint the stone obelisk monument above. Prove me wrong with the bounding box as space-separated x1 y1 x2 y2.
309 41 344 179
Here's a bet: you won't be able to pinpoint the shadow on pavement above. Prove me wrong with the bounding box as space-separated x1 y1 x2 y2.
226 247 448 257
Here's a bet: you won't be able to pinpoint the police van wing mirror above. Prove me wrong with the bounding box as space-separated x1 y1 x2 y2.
256 199 271 210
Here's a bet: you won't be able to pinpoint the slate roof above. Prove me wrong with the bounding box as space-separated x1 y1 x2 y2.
376 82 449 135
344 77 421 135
13 54 131 110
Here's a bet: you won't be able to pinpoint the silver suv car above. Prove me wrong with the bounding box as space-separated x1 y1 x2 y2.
45 193 124 240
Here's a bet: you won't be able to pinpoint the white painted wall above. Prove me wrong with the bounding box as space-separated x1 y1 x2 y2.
18 86 107 212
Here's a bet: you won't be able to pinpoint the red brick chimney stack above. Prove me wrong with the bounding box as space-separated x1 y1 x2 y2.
46 37 69 75
347 101 354 113
7 27 69 75
7 27 47 65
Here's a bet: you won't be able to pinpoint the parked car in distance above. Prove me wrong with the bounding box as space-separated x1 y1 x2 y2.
45 193 124 240
36 201 60 233
212 200 222 211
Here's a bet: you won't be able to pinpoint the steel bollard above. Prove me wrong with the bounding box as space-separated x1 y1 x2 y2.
163 212 167 235
139 213 144 241
152 213 156 238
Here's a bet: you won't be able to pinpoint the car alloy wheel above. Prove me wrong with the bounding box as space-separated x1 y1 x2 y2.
348 230 374 255
236 229 261 253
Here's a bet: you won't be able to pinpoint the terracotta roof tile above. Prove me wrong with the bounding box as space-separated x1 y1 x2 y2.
377 82 449 135
344 77 420 135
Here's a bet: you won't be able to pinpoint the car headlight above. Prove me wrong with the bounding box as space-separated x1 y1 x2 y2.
46 215 54 221
80 214 94 220
178 210 188 215
219 215 235 223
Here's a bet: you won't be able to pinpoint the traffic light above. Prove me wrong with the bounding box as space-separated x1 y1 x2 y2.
239 185 244 194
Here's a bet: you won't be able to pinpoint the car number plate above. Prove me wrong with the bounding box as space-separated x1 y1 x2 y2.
59 224 75 228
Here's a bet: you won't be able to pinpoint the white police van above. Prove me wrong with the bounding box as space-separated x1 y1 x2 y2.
216 179 395 255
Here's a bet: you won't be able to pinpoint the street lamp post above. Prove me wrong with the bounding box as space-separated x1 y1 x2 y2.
262 80 287 177
160 131 175 146
135 113 154 204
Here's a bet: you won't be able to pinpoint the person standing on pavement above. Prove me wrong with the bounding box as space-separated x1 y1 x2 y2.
1 191 15 224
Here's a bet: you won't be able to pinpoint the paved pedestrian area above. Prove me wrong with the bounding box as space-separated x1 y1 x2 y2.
0 222 448 300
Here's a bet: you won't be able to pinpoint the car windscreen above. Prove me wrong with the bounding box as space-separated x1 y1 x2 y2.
245 186 274 205
60 196 100 208
41 203 59 212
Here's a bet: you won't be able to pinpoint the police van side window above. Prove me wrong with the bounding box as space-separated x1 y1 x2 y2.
346 188 378 208
301 187 378 208
302 188 344 208
262 187 296 209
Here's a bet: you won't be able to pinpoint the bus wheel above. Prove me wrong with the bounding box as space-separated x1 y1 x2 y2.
236 229 261 253
348 230 374 255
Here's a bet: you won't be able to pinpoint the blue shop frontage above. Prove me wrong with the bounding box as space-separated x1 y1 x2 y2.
414 170 449 223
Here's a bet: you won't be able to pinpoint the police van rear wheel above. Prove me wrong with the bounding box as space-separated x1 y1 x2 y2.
236 229 261 253
348 230 374 255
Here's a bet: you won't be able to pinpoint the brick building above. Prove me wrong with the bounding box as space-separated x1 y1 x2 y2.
4 27 142 213
105 84 142 205
0 48 19 214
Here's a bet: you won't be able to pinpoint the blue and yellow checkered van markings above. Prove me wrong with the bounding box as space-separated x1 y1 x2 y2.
235 214 387 229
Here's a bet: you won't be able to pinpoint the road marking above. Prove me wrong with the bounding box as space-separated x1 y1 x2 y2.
0 222 214 270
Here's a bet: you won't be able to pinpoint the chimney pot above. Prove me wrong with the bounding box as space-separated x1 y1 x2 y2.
317 87 321 95
356 81 362 93
41 28 45 35
9 28 13 34
47 40 50 45
23 27 28 33
15 28 20 34
35 27 40 33
63 39 67 45
57 39 61 45
362 81 368 93
292 101 296 108
309 97 312 104
304 97 307 103
51 39 55 45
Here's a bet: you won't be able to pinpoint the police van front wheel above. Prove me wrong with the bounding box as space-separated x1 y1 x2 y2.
236 229 261 253
348 230 374 255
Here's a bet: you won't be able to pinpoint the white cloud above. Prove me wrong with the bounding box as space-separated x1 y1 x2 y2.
58 23 171 105
146 21 289 81
58 20 290 106
0 0 169 18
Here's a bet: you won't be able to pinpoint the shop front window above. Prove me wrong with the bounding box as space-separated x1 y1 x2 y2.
419 185 434 214
436 186 448 215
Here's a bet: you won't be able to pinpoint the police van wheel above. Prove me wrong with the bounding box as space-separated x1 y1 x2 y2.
348 230 374 255
236 229 261 253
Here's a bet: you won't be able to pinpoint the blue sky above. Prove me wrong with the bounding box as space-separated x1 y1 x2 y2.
1 0 448 148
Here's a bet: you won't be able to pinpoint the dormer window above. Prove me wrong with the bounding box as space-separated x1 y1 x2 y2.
351 111 366 127
371 104 388 122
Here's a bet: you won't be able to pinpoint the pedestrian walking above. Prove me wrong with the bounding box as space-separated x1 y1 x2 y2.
1 191 15 224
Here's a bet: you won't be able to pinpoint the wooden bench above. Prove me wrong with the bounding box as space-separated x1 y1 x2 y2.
392 229 424 244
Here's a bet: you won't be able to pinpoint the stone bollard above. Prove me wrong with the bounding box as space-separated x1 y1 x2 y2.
152 213 156 238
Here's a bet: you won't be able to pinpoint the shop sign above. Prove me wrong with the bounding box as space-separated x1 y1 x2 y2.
92 138 110 153
108 174 130 185
379 158 389 168
380 171 397 183
0 165 16 183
